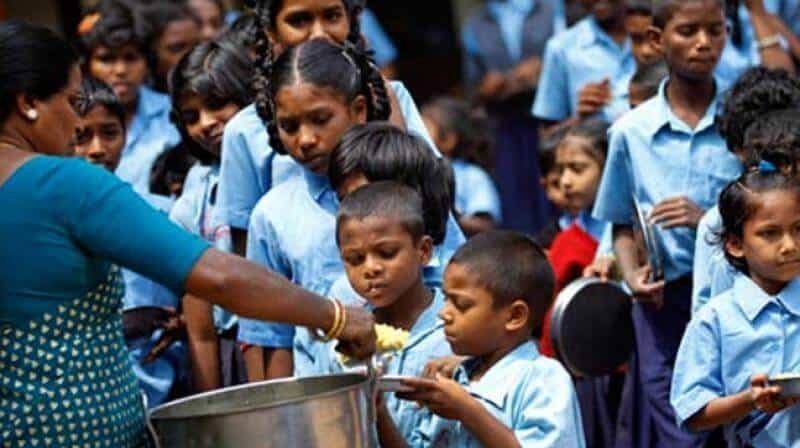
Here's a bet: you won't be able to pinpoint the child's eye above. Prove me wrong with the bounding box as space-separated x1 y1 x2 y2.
324 9 344 22
344 254 364 266
311 112 332 126
74 129 92 145
676 26 696 36
100 125 122 139
379 249 398 259
285 13 312 28
278 119 299 134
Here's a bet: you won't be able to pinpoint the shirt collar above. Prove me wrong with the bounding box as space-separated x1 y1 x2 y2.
487 0 536 16
642 76 723 138
137 85 170 119
302 168 335 203
456 340 540 409
732 274 800 321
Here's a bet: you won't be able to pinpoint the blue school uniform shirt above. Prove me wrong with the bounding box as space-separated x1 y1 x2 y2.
410 341 586 447
169 164 237 332
592 78 741 282
485 0 537 62
671 274 800 447
692 206 738 315
115 86 181 192
532 16 636 123
451 159 502 222
360 8 397 68
215 81 439 231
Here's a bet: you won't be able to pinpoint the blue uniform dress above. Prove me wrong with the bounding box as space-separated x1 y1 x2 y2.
532 15 636 124
409 341 586 447
215 81 438 232
450 158 502 223
239 169 466 349
691 206 738 315
592 78 741 448
672 274 800 447
462 0 557 234
360 8 397 69
0 157 208 446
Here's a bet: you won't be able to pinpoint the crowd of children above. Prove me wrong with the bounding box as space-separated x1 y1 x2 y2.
43 0 800 446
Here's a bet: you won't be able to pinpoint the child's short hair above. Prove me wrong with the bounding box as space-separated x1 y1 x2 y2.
336 181 426 245
651 0 726 28
626 0 652 15
449 230 555 331
76 76 125 126
630 60 669 100
149 143 195 197
329 123 451 246
80 0 147 55
718 170 800 273
743 108 800 174
540 126 571 176
560 118 610 163
718 67 800 153
421 96 492 169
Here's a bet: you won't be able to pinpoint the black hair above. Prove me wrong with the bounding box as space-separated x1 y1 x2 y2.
539 126 571 176
336 181 426 245
169 40 253 164
76 76 126 126
0 21 80 124
149 143 195 197
449 230 555 331
718 170 800 273
742 108 800 175
260 38 390 154
80 0 148 57
560 118 610 163
421 96 493 169
329 123 450 246
652 0 726 29
718 67 800 154
626 0 652 15
137 2 200 73
249 0 388 154
630 60 669 101
219 12 259 51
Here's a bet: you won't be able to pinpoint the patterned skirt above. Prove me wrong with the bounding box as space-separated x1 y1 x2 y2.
1 266 150 447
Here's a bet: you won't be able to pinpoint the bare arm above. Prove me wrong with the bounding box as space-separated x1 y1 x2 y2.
686 390 754 432
376 403 410 448
459 398 522 448
183 294 222 392
613 225 665 301
746 1 796 73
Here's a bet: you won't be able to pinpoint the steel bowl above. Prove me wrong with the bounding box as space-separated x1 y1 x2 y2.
770 373 800 398
149 373 375 447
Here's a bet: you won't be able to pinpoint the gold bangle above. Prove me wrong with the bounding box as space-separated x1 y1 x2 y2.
321 298 343 342
331 303 347 340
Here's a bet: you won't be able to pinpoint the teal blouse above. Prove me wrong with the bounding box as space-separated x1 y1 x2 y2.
0 156 209 327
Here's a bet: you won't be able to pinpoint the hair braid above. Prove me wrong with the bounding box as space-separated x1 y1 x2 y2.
252 3 287 154
344 5 391 122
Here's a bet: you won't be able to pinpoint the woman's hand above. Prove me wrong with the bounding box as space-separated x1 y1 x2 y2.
335 305 377 361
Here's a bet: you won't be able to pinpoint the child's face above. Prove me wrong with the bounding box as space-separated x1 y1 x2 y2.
73 105 125 172
269 0 350 55
625 13 660 66
178 94 241 157
422 114 457 158
580 0 624 24
275 82 367 175
190 0 224 42
727 190 800 293
439 262 515 357
339 216 432 308
651 1 726 81
155 19 201 80
88 44 148 108
542 170 568 212
556 136 603 213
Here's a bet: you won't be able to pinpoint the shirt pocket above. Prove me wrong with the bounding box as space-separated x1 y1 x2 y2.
696 146 741 210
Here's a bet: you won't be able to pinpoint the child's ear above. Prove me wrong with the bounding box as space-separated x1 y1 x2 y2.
725 235 745 260
505 299 530 333
417 235 434 266
647 25 664 57
350 95 369 124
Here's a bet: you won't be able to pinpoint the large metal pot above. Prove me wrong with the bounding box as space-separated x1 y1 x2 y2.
148 373 375 447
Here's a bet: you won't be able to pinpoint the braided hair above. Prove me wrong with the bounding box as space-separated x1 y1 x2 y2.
248 0 389 153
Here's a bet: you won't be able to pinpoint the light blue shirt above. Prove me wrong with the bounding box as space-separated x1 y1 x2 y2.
115 86 181 192
551 0 567 34
215 81 439 231
592 78 741 281
486 0 537 62
296 289 451 443
360 8 398 68
169 165 237 332
451 159 502 222
532 16 636 123
692 206 738 315
671 274 800 447
410 341 586 447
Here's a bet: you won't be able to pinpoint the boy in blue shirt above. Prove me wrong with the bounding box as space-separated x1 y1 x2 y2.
592 1 740 446
533 0 635 128
380 231 585 448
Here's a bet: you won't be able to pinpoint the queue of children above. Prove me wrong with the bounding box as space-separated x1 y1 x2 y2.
43 0 800 446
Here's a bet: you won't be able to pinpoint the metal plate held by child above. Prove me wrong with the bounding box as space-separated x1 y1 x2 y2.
634 198 665 282
550 278 634 377
379 375 415 393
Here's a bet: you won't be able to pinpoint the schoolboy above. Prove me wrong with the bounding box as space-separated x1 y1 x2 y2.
379 231 585 448
592 1 741 446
